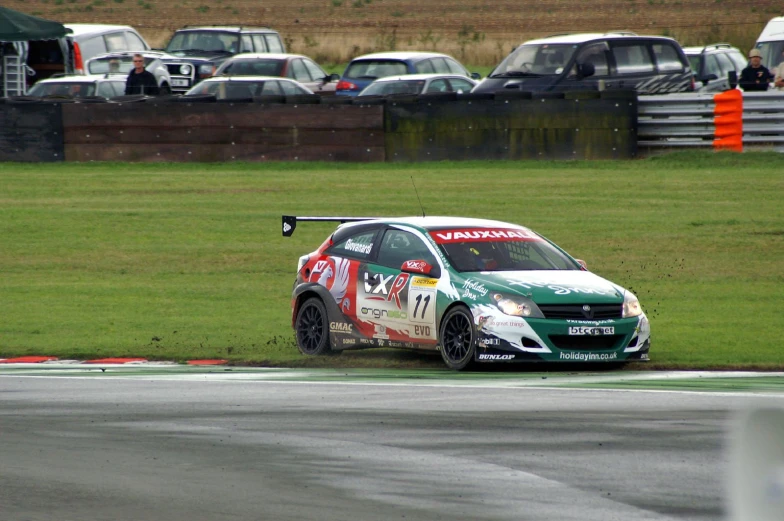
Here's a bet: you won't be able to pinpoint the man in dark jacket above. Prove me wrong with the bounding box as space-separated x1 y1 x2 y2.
739 49 772 91
125 54 159 95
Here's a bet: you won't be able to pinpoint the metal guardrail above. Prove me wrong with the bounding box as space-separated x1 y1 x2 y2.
638 91 784 148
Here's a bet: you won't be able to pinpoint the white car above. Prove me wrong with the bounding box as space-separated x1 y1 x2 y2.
358 73 478 96
183 76 314 100
26 74 127 99
86 51 173 95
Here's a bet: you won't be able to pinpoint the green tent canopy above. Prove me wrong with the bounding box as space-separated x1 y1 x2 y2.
0 6 70 42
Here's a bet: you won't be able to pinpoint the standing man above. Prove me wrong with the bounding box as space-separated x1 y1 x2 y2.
738 49 772 91
125 54 159 95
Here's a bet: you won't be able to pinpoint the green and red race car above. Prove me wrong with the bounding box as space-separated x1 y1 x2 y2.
284 215 650 370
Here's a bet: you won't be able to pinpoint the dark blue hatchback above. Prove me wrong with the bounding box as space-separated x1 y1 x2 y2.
335 51 480 96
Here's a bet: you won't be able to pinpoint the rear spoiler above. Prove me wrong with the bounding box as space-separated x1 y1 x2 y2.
282 215 380 237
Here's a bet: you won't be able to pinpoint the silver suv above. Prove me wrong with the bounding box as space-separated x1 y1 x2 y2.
683 43 746 92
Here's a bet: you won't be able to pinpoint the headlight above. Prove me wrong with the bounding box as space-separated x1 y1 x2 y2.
179 64 192 75
622 292 643 318
491 293 543 318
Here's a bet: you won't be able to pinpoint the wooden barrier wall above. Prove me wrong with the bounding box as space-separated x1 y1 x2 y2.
0 92 638 162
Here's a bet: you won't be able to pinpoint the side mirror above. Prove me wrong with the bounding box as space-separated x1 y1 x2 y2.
728 70 738 89
577 62 595 78
470 72 481 80
701 73 718 84
401 260 441 279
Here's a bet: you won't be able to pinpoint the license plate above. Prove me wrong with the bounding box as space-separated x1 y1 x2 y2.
172 79 189 87
568 326 614 336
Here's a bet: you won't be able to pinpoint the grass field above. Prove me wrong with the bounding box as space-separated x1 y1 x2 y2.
1 152 783 369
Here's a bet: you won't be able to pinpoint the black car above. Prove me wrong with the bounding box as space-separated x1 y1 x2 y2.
683 44 746 92
161 26 285 93
473 32 694 95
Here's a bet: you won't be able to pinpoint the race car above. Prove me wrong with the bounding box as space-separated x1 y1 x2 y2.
284 215 650 370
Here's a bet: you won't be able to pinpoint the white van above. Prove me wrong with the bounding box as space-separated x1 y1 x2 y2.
755 17 784 71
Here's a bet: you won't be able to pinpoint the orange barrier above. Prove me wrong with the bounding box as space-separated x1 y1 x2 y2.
713 89 743 152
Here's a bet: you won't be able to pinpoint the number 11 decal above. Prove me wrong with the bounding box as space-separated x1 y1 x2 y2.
412 294 431 320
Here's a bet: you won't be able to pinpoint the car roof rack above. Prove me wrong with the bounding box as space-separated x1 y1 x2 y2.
181 25 273 30
282 215 379 237
701 43 733 52
604 30 638 36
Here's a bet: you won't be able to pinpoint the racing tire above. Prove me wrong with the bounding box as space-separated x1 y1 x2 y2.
295 297 332 356
439 306 476 371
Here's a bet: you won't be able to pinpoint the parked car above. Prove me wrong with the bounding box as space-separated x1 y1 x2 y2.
472 32 694 95
336 51 480 96
26 74 127 99
358 73 478 96
683 44 746 92
25 23 150 84
161 26 286 92
754 17 784 77
284 215 650 370
215 53 340 95
183 76 314 100
85 51 173 95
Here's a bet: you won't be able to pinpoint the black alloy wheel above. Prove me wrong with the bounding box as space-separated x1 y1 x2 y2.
439 306 476 370
295 297 331 356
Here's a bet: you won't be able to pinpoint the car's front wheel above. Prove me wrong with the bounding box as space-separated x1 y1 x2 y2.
295 297 331 356
439 306 475 370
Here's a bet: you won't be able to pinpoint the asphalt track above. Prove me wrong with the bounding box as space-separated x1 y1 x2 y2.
1 366 783 521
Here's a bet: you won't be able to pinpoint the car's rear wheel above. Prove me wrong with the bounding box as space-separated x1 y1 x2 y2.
439 306 475 370
295 297 331 356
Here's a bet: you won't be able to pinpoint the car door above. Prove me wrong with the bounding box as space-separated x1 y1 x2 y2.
609 42 657 91
565 42 608 90
288 59 314 90
303 58 336 94
361 228 440 347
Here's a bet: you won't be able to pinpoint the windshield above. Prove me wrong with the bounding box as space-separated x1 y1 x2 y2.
166 31 240 53
687 55 700 73
221 59 284 76
88 56 150 74
757 42 784 72
429 228 581 272
28 82 96 98
360 79 425 96
490 43 577 77
344 60 408 80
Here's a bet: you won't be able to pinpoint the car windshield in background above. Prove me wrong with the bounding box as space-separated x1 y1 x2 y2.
88 56 151 74
490 44 577 77
221 59 284 76
343 60 408 80
757 41 784 72
166 31 240 53
27 82 97 97
362 79 426 96
430 228 581 272
687 55 701 73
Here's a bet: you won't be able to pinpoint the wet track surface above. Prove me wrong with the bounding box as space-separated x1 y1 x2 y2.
1 367 782 521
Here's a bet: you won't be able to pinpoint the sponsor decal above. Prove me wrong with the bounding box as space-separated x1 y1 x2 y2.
504 279 616 296
461 289 478 301
479 337 500 347
309 257 352 307
462 279 488 296
559 352 618 361
342 338 357 346
432 228 539 244
344 238 373 255
364 272 393 295
568 326 614 336
388 341 403 348
566 319 616 325
387 273 409 309
483 319 527 329
412 325 432 337
478 353 515 360
330 322 353 333
361 307 408 320
359 338 372 345
412 277 438 288
377 339 386 347
373 324 389 340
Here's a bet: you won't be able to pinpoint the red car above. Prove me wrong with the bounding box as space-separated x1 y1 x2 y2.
214 53 339 95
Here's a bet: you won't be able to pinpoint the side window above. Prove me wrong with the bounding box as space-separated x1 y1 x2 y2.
240 35 253 53
251 35 268 52
430 57 451 74
280 80 306 95
78 36 106 60
259 80 283 95
715 53 735 75
415 60 436 73
574 43 610 76
290 59 310 81
448 78 475 93
652 43 684 72
377 230 436 269
97 82 115 98
704 54 721 77
303 59 327 80
111 81 126 96
425 79 449 93
612 44 655 75
125 31 147 50
265 35 285 53
104 32 128 52
445 58 468 75
329 230 378 260
728 52 747 71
